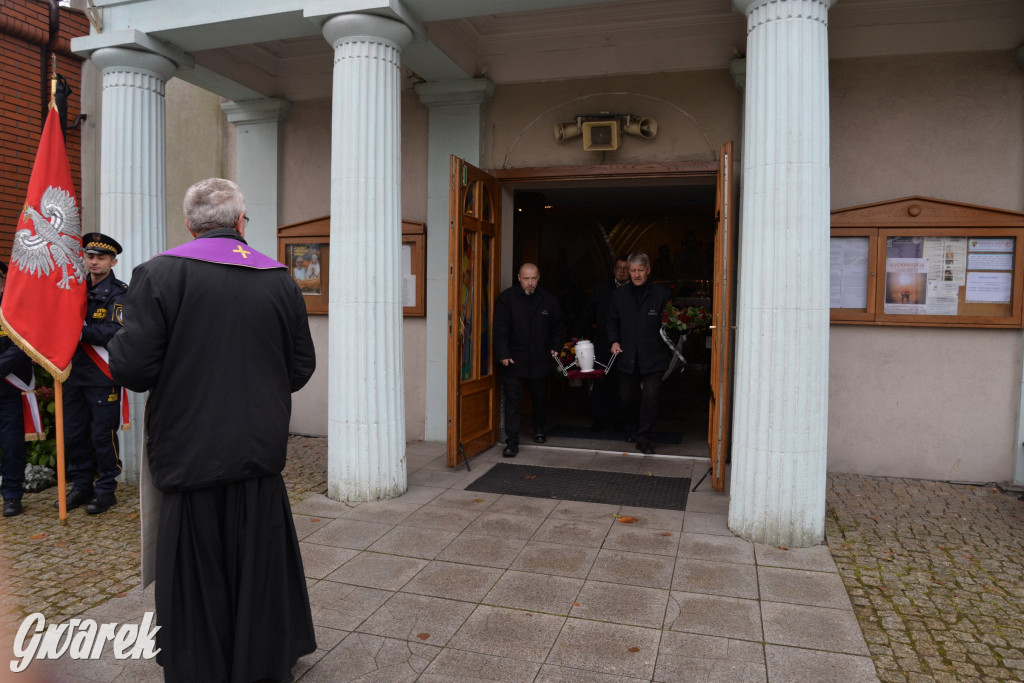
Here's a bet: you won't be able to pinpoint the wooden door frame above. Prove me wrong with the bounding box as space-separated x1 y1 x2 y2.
492 158 727 462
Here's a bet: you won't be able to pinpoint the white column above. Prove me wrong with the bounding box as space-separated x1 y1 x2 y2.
729 0 835 547
322 14 412 502
90 46 175 484
413 79 494 442
220 99 291 258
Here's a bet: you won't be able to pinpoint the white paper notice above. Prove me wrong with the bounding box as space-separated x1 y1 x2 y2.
403 274 416 307
829 237 869 308
925 282 959 315
967 253 1013 271
924 237 967 286
969 238 1015 253
965 272 1012 303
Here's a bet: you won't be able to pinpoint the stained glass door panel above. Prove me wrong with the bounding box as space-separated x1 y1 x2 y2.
447 157 501 466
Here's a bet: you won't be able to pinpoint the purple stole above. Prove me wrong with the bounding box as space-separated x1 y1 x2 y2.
160 237 286 270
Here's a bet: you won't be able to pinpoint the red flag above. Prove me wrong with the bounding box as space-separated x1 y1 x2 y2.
0 106 87 381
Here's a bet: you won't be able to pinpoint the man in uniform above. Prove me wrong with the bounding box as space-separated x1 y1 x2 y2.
0 262 33 517
609 252 671 455
493 263 565 457
55 233 126 515
109 178 316 682
574 255 630 431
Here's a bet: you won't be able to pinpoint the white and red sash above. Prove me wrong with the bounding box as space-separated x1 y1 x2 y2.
81 342 131 430
2 372 44 441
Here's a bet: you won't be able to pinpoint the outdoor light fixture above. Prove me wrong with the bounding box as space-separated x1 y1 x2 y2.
554 114 657 151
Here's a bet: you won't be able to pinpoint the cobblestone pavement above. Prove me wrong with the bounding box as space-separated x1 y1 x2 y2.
826 475 1024 682
4 439 1024 682
0 481 141 631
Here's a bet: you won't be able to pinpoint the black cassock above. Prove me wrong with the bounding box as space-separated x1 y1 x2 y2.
109 228 317 683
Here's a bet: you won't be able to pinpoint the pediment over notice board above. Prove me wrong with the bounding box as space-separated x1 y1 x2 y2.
831 196 1024 228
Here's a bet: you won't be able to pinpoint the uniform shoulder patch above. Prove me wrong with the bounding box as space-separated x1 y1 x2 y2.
113 304 123 325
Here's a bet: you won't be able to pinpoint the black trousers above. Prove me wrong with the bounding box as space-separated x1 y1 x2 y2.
589 365 622 426
502 373 549 444
63 383 122 495
0 387 26 501
619 369 663 445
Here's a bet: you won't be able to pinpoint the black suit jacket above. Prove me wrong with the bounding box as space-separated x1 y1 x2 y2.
573 278 626 363
607 282 671 375
493 283 565 379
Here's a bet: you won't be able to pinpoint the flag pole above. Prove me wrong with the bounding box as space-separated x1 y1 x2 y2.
54 379 67 526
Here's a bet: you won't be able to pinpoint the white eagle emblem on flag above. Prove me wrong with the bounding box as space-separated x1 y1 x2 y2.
13 185 86 290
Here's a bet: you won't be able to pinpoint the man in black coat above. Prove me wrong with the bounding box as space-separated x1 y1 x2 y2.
609 252 671 454
574 255 630 430
493 263 565 457
56 232 127 515
0 262 32 518
108 178 316 682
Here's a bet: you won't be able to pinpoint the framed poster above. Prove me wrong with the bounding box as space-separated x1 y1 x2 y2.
277 216 329 314
402 220 426 317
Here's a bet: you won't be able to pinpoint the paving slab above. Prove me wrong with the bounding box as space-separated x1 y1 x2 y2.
12 438 1024 681
446 605 565 662
546 618 661 679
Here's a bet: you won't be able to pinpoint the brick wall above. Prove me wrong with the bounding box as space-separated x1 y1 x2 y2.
0 0 89 261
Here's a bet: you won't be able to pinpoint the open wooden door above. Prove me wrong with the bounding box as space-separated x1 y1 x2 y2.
446 156 502 467
707 141 737 491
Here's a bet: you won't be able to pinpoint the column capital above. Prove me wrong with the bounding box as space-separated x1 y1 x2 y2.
90 47 176 81
321 13 413 51
414 79 494 109
221 98 292 126
732 0 837 18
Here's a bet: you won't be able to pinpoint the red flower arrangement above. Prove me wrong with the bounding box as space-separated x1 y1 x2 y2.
556 337 579 371
661 302 712 333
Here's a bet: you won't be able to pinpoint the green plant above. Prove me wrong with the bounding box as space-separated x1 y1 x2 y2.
25 365 57 468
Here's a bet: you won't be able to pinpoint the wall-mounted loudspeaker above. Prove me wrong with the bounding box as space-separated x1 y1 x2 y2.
582 120 620 151
623 116 657 139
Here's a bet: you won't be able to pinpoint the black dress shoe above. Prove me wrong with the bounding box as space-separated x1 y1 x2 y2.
533 433 546 444
638 443 655 455
3 499 22 517
86 493 116 515
54 487 93 511
502 442 519 457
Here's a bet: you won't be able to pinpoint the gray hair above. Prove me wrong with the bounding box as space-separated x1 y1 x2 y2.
183 178 246 234
627 252 650 269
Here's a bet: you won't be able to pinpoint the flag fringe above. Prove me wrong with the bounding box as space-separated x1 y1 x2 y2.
0 309 72 383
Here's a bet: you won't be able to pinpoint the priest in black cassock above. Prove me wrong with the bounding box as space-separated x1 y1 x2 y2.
109 177 317 682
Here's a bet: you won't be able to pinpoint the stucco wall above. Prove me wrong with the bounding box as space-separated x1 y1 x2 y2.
283 90 430 439
827 50 1024 482
831 51 1024 212
480 70 741 170
828 326 1021 482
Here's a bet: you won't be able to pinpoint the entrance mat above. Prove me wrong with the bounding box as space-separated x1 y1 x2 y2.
465 463 690 511
546 424 684 444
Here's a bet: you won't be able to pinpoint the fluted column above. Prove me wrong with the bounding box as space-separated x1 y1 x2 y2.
90 46 175 484
322 14 412 501
413 79 494 442
729 0 835 547
220 99 291 258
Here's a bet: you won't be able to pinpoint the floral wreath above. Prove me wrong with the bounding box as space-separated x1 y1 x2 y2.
661 301 712 333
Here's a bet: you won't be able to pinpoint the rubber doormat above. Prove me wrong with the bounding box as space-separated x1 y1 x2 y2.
465 463 690 511
546 424 684 444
